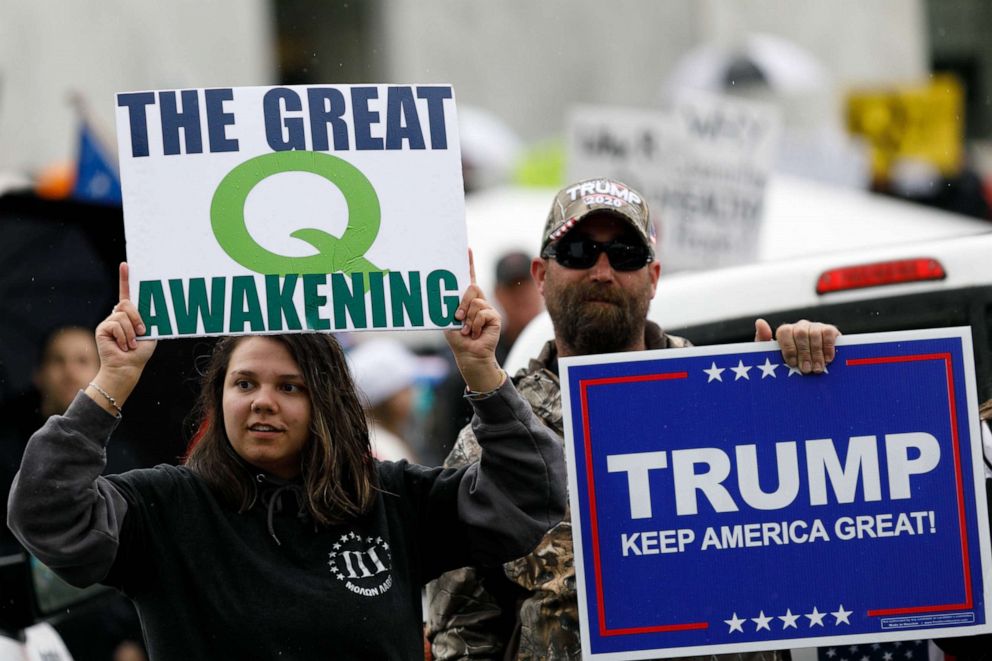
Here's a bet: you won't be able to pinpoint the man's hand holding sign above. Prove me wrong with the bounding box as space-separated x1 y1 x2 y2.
754 318 841 375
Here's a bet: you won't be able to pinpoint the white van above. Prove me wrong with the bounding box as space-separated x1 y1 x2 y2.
476 174 992 403
506 229 992 403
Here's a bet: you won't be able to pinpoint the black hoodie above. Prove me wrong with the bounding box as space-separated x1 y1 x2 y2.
7 378 566 660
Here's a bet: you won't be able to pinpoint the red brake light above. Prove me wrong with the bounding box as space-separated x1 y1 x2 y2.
816 258 946 294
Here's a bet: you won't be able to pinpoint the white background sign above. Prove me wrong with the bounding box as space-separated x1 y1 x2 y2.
567 93 780 273
115 84 468 338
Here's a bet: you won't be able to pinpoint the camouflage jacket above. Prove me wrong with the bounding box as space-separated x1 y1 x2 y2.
427 323 783 661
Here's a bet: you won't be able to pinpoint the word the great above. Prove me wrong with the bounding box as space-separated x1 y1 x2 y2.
118 85 453 157
607 433 940 518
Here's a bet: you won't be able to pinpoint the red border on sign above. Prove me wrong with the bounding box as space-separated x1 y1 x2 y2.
578 371 708 638
846 353 972 616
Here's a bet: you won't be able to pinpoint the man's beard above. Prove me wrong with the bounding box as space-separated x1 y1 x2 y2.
544 277 651 356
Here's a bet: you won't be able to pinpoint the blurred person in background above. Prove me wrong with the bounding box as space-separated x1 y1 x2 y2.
492 251 544 366
3 326 102 555
2 326 100 453
1 325 146 661
458 106 523 194
348 338 421 463
422 251 544 466
427 177 840 660
33 326 101 421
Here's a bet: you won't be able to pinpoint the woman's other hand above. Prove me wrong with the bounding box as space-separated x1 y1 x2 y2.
86 263 157 414
444 250 504 394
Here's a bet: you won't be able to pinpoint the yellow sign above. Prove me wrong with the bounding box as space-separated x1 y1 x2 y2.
846 74 964 181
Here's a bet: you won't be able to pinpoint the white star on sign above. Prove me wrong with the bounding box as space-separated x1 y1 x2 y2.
778 609 800 629
704 362 725 382
731 360 753 381
825 650 836 659
787 365 802 376
751 611 773 631
724 612 746 633
805 606 826 627
332 543 341 550
883 653 893 661
832 604 853 625
758 358 779 378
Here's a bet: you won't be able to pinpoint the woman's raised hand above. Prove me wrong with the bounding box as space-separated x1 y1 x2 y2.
444 250 505 394
86 263 157 414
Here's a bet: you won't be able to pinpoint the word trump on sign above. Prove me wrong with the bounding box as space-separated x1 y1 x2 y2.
607 432 940 519
560 329 991 660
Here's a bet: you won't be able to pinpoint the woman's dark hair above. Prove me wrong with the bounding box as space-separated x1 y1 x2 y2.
185 333 376 525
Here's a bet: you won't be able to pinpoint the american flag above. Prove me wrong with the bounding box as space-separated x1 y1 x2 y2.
816 641 948 661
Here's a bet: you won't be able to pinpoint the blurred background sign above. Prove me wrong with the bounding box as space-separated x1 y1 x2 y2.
847 75 965 184
567 94 781 272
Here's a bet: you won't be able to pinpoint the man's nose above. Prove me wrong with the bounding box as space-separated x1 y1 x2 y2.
588 251 615 281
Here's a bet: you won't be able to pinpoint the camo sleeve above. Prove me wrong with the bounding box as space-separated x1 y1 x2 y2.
427 424 508 660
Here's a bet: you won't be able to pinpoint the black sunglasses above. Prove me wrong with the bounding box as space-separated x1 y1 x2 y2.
543 236 653 271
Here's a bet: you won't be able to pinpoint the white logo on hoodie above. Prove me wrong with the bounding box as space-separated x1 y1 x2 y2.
328 531 393 597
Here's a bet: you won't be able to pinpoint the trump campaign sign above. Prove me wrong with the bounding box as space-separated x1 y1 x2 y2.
560 328 992 660
114 84 467 338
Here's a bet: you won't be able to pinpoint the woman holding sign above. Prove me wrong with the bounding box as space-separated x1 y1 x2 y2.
8 262 566 660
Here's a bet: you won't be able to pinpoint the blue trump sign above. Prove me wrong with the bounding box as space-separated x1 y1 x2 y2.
560 328 992 660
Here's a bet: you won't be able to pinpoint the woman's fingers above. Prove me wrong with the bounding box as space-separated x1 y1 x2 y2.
113 300 147 338
115 263 147 337
455 283 484 324
106 312 139 350
119 262 131 302
102 317 130 352
459 297 500 340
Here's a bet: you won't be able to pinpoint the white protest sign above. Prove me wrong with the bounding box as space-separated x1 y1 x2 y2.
114 84 467 338
567 93 780 272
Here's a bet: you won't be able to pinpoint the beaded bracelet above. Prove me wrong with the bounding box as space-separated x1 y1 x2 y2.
88 382 123 417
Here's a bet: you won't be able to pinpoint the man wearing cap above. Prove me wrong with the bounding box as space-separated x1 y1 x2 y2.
426 177 840 660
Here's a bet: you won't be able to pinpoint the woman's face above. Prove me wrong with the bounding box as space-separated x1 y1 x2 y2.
222 337 312 479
